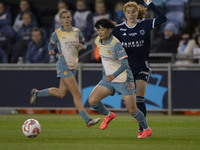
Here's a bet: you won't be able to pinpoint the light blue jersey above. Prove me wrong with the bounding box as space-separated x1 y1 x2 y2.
95 34 135 95
95 34 133 82
48 26 86 78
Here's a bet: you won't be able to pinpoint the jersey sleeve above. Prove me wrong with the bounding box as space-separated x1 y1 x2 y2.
50 32 58 44
114 42 128 60
48 32 58 52
148 2 167 28
112 27 120 40
78 29 87 49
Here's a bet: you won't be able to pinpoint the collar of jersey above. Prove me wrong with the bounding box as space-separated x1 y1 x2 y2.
61 26 73 32
99 34 113 45
124 19 140 29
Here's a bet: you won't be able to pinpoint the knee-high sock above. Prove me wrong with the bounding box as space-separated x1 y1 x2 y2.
90 102 110 116
136 96 146 131
79 109 90 123
37 89 49 97
132 109 149 130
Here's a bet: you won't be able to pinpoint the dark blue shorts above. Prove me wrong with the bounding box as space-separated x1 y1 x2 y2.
132 68 151 82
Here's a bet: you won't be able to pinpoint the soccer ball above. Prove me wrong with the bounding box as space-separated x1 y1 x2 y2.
22 119 41 138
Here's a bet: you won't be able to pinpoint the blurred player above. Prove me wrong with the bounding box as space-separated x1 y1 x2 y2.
89 18 152 138
112 0 167 137
30 9 100 128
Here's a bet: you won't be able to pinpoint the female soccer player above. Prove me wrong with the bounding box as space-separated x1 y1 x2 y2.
112 0 167 137
89 18 152 138
30 9 100 128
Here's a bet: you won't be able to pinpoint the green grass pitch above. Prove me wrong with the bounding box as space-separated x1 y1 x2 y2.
0 114 200 150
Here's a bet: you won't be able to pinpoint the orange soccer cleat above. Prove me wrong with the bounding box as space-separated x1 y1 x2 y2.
138 128 152 138
100 112 116 130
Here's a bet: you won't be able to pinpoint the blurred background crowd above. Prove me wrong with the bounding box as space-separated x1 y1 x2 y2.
0 0 200 64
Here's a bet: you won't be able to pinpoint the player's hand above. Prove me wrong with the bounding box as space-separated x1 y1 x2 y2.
77 43 84 50
106 75 115 82
144 0 152 5
49 50 55 55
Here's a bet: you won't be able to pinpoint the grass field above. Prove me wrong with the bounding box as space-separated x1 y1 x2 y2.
0 113 200 150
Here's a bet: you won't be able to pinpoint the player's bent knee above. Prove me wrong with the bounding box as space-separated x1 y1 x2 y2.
58 92 67 99
88 96 97 105
128 108 137 115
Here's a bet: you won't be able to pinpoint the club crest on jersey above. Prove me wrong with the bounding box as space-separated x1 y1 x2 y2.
140 30 145 35
64 71 68 76
107 50 111 55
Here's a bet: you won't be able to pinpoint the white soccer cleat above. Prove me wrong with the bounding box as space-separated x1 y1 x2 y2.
30 89 39 104
87 118 101 128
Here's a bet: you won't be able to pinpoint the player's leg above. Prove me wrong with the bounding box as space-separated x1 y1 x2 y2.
49 78 69 98
89 85 112 115
88 84 116 130
123 93 152 138
61 75 100 126
135 79 147 132
30 78 69 104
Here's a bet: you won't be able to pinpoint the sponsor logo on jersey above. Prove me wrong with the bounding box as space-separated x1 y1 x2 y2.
121 40 144 48
128 33 137 36
122 33 127 36
120 28 127 31
101 55 113 61
65 41 79 45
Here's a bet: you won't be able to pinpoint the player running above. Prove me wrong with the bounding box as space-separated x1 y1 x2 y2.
88 18 152 138
112 0 167 137
29 9 100 128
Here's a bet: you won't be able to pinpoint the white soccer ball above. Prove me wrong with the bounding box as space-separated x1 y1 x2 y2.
22 119 41 138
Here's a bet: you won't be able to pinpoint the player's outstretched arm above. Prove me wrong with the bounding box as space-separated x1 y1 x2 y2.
145 0 167 27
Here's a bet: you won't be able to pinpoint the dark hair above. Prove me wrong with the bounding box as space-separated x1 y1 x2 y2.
181 28 192 38
95 18 115 29
32 27 43 36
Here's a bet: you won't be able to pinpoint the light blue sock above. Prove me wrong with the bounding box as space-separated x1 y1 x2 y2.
132 109 149 130
79 109 90 123
91 102 110 116
37 89 49 97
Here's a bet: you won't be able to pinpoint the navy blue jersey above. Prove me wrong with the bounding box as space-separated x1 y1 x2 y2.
112 2 167 71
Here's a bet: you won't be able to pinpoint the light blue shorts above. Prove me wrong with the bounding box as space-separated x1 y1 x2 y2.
56 56 76 78
98 79 135 96
57 67 76 78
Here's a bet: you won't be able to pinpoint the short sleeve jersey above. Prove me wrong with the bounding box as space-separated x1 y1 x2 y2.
51 26 85 69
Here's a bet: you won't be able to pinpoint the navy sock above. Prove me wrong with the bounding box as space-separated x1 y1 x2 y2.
136 96 146 131
90 102 109 116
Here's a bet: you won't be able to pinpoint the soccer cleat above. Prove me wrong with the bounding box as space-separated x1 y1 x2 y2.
139 128 152 138
87 118 101 128
30 89 39 104
137 131 143 138
100 112 116 130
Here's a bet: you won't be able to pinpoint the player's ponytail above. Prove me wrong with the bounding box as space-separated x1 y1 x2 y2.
138 5 147 20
